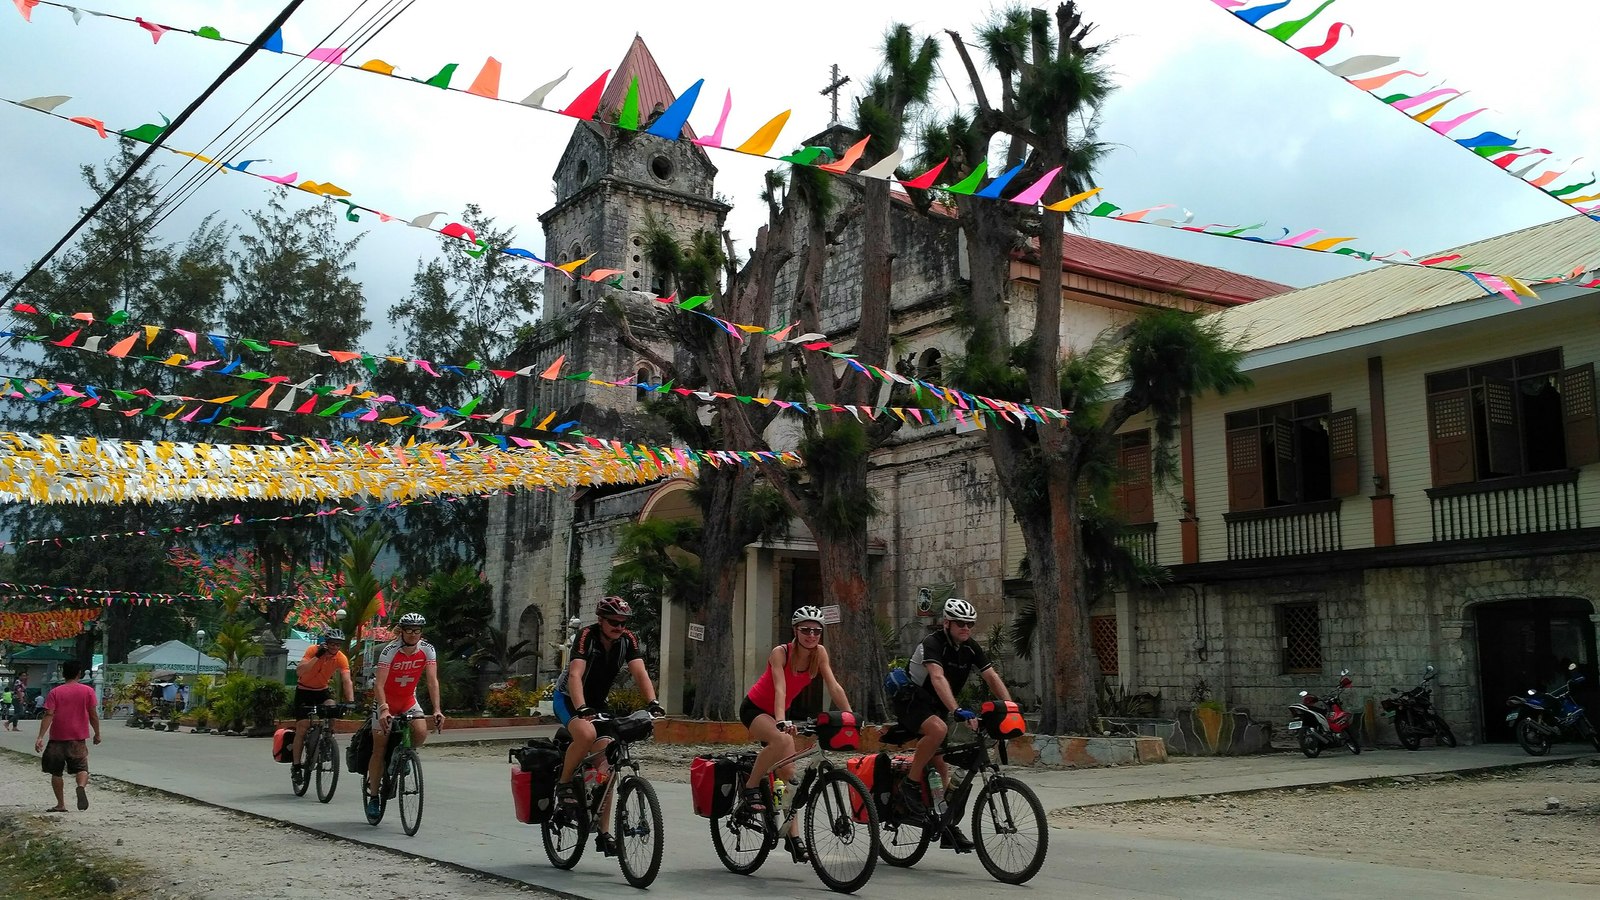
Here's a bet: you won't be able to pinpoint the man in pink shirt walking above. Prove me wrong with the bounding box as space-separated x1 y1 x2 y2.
34 659 102 812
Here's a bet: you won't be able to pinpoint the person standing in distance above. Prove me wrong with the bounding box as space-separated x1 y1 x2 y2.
35 659 101 811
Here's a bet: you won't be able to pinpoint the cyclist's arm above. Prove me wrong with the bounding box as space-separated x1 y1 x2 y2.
626 658 657 705
925 661 961 714
566 658 588 711
813 646 853 713
981 666 1012 703
425 660 442 717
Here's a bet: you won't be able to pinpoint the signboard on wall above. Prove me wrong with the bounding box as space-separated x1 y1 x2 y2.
819 605 841 625
687 624 705 642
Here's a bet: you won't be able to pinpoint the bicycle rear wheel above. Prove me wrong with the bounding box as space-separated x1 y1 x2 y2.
315 732 340 803
877 811 931 867
971 775 1046 884
709 787 772 875
542 801 590 869
290 728 311 797
615 776 664 888
396 749 424 836
804 768 878 893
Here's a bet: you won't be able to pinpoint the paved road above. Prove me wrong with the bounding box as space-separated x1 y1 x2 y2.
2 725 1594 899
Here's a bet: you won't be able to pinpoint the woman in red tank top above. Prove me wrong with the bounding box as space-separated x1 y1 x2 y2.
736 606 855 858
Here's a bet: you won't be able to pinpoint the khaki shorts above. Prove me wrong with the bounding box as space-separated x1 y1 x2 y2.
41 740 89 776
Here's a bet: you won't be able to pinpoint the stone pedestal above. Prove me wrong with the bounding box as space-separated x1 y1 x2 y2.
245 629 288 683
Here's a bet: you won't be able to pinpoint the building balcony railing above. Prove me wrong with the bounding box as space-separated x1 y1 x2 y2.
1223 499 1342 561
1116 522 1158 567
1426 469 1580 542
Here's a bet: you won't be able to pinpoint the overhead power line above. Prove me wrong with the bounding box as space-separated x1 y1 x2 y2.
0 0 308 307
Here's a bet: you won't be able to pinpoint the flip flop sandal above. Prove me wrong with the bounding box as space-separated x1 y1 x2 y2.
76 786 88 810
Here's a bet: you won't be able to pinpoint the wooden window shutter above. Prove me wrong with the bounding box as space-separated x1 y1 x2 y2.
1272 417 1302 504
1561 363 1600 467
1427 389 1476 486
1226 427 1265 511
1118 438 1154 524
1482 377 1523 475
1328 408 1360 497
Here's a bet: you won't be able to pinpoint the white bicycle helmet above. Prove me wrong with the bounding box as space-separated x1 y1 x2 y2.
398 612 427 627
943 597 978 623
322 628 345 642
792 606 826 626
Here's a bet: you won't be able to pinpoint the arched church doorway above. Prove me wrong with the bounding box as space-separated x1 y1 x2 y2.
1474 597 1597 741
517 605 544 679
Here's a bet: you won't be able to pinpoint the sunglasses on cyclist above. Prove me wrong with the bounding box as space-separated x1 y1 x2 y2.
399 626 423 633
796 626 823 636
601 617 628 628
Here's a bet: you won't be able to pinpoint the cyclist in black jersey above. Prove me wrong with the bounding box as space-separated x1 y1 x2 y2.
895 597 1014 849
552 596 663 855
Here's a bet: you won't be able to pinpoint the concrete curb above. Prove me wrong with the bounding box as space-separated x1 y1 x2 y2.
0 744 578 900
1059 751 1600 811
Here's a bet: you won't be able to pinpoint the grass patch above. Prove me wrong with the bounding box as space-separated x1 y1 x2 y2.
0 814 145 898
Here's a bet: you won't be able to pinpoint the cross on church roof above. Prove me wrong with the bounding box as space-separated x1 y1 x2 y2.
820 63 851 127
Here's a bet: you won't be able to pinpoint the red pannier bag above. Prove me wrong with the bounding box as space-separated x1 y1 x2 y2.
814 710 861 751
511 767 535 824
271 728 293 763
980 700 1026 739
846 752 898 823
691 755 739 819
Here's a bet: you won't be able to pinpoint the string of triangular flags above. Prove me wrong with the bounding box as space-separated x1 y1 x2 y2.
11 6 1595 292
0 582 303 606
0 606 101 643
0 489 516 550
1210 0 1600 221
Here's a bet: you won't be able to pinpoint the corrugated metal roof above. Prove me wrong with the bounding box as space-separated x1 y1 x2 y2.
1211 216 1600 353
1056 233 1291 305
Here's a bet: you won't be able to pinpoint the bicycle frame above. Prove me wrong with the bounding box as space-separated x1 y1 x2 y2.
743 729 847 842
900 727 1004 831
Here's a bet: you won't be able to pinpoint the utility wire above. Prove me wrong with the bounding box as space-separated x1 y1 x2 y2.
0 0 308 307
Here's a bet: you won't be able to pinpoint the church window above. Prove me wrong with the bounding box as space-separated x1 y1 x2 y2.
635 364 658 404
651 155 674 182
918 348 943 382
576 159 589 184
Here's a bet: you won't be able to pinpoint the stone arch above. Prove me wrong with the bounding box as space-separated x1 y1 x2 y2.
918 347 943 382
516 605 544 678
1450 583 1596 623
634 361 659 404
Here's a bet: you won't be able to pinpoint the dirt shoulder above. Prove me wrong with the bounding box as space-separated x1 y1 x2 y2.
0 751 555 899
1053 759 1600 885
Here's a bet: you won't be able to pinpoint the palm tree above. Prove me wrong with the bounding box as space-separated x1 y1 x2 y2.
207 622 263 672
335 521 390 672
469 625 538 679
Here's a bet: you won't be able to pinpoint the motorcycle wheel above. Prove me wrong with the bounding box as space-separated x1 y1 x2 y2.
1515 716 1551 756
1342 730 1361 755
1299 731 1322 759
1433 716 1457 748
1395 711 1421 751
1580 716 1600 752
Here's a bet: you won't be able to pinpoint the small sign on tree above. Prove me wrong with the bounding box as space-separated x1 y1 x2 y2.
820 605 841 625
687 623 705 642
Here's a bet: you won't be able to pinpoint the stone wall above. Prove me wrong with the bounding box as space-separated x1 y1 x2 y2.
1122 552 1600 744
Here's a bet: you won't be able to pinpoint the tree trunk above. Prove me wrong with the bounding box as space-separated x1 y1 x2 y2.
692 468 745 720
814 528 885 719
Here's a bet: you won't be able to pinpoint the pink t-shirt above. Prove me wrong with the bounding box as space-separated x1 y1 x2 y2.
745 643 816 718
44 681 97 741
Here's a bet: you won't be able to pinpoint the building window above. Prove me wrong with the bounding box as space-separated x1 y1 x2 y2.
575 159 589 184
1425 349 1599 486
1112 430 1154 524
1278 602 1322 674
1090 615 1119 676
918 348 943 382
650 155 674 182
635 364 657 404
1225 395 1359 511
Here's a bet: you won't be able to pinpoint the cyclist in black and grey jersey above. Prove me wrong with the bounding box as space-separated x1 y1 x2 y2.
896 597 1014 848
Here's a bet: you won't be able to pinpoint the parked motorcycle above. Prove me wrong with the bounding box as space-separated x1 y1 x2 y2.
1382 665 1457 750
1288 669 1360 758
1504 662 1600 756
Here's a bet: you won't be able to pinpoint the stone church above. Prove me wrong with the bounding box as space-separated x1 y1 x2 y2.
483 36 1288 714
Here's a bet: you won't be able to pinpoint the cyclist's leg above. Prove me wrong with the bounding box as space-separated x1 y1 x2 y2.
365 713 389 797
408 714 430 749
744 715 794 794
291 717 311 766
290 688 326 765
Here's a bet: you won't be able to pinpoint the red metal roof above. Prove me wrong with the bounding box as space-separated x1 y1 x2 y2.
1034 233 1291 306
599 35 698 140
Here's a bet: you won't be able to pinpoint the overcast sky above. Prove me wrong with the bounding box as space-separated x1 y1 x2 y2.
2 0 1596 356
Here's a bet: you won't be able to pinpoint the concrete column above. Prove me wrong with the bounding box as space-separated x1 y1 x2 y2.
657 593 687 715
738 547 776 709
1115 589 1135 689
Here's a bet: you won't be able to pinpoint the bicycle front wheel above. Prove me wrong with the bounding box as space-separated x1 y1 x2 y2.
396 749 424 836
615 776 664 888
315 732 340 803
971 775 1047 884
804 768 878 894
